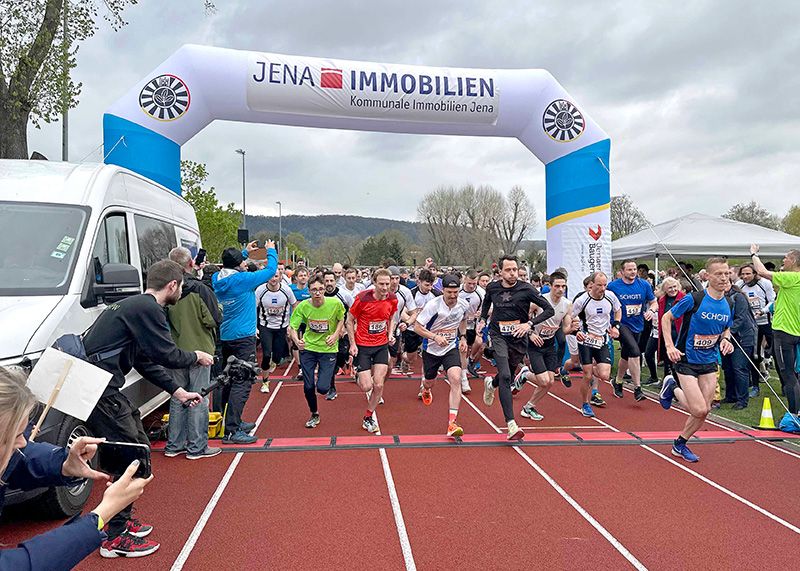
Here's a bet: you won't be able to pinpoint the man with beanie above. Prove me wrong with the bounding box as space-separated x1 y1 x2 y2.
213 240 278 444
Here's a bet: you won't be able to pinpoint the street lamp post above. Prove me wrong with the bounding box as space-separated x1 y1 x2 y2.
235 149 246 229
275 201 282 261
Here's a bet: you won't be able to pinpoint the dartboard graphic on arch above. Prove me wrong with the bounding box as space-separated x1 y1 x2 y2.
542 99 585 142
139 74 190 121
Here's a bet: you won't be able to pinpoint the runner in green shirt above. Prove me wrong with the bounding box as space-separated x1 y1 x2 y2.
750 244 800 418
289 277 346 428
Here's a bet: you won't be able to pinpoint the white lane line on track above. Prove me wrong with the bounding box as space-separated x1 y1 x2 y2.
372 408 417 570
459 393 647 571
170 381 284 571
544 389 800 536
609 380 800 460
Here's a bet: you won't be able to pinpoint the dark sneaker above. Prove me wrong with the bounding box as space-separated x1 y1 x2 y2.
560 373 572 388
222 430 257 445
612 382 624 399
100 531 160 558
671 441 699 462
623 372 632 380
644 377 660 386
239 421 256 433
732 402 747 410
467 360 480 379
187 447 222 460
590 392 606 407
325 388 338 401
305 414 321 428
124 517 153 538
634 387 645 402
660 375 677 410
164 449 186 458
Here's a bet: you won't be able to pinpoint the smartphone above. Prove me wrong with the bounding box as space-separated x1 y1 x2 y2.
96 441 152 479
195 248 206 265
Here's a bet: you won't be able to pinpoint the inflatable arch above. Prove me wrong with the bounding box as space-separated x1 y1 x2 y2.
104 44 611 291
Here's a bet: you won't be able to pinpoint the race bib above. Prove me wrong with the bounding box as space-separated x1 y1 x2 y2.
369 320 387 334
538 325 559 339
266 306 283 315
748 298 762 309
693 334 719 349
498 320 520 335
582 333 605 348
309 319 329 333
626 305 642 317
434 328 457 343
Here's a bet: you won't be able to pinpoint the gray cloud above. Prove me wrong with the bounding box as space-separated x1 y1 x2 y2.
26 0 800 239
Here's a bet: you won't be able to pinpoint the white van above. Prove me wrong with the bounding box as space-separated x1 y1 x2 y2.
0 159 201 516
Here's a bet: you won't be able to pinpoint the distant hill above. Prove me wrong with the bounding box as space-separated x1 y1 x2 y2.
245 214 425 247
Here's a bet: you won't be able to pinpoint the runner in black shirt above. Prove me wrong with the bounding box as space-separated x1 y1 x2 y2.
478 255 554 440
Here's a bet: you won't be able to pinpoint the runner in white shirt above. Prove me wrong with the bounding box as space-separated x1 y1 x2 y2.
458 270 485 393
572 272 622 418
512 272 577 420
414 274 470 437
255 274 298 393
405 268 441 394
343 267 366 296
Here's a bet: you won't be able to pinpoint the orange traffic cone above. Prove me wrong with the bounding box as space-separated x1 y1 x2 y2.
754 397 776 430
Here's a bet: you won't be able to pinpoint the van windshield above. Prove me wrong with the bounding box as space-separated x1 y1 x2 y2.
0 202 89 296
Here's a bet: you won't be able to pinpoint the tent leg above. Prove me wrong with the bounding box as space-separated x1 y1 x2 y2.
654 254 659 285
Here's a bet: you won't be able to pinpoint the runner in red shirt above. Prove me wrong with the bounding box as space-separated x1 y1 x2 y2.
347 268 398 433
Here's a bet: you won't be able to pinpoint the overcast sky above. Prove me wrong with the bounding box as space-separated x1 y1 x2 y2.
27 0 800 239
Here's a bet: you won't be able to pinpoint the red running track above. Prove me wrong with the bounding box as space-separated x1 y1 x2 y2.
2 359 799 570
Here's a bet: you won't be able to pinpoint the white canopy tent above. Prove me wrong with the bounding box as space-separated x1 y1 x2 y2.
612 213 800 265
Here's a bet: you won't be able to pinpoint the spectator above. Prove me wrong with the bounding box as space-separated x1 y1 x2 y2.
213 241 278 444
0 367 153 570
722 279 757 409
82 260 210 557
165 247 223 460
656 277 685 383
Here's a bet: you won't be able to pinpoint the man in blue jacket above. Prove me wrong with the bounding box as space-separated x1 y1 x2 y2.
213 240 278 443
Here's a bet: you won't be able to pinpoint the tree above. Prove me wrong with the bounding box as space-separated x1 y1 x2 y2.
495 185 536 254
611 194 648 240
314 234 362 266
387 239 405 265
783 205 800 236
721 201 781 230
417 185 463 265
180 160 241 262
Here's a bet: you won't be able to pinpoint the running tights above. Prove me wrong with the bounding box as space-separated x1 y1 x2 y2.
773 330 800 414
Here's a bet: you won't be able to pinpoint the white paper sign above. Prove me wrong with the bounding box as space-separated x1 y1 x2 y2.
26 347 113 421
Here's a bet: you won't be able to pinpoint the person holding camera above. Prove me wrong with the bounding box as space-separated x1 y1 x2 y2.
212 240 278 444
82 260 212 557
0 367 153 570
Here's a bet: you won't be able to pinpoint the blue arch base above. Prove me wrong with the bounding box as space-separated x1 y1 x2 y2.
103 114 181 193
545 139 611 223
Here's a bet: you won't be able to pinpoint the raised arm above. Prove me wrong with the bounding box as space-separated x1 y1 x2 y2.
750 244 773 281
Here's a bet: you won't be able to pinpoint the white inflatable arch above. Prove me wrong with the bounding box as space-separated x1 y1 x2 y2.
104 44 611 288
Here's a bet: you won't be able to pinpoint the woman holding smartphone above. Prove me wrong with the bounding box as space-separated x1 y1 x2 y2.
0 366 153 570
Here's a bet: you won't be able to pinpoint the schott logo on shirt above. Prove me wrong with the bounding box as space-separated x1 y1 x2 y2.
700 311 728 322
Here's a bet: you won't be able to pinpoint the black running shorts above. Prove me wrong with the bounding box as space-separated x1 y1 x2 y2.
674 360 718 378
618 324 642 359
578 343 611 366
421 347 462 380
356 344 389 372
403 330 423 353
527 339 559 375
465 328 478 346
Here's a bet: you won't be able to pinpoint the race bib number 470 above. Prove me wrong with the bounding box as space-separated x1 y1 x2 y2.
498 320 519 335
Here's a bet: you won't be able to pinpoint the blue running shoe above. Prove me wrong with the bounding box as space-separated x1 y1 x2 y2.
581 403 595 417
660 375 677 410
671 441 699 462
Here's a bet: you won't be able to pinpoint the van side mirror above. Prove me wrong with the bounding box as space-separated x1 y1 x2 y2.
92 263 141 304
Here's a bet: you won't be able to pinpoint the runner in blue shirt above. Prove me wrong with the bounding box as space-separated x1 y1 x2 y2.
607 260 657 401
660 258 734 463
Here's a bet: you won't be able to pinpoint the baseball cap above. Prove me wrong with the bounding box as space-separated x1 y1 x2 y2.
387 265 401 276
221 248 244 269
441 274 460 288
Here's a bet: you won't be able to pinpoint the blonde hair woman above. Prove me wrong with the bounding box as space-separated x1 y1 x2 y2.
0 367 152 570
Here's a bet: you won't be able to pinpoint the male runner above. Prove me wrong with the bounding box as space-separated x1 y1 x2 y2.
343 267 366 296
384 267 416 377
255 274 297 393
290 267 311 380
572 272 622 418
348 269 398 433
736 263 776 392
661 258 734 462
289 277 346 428
323 270 355 399
478 255 554 440
512 271 576 420
607 260 657 401
458 270 485 390
414 274 470 437
406 269 441 394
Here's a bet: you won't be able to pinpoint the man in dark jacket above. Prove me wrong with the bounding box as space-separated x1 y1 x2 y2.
166 247 223 460
722 281 758 409
82 260 212 558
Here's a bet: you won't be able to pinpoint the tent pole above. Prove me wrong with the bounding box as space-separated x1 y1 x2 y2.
654 253 659 285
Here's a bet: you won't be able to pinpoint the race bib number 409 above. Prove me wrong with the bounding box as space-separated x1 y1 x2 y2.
693 334 719 349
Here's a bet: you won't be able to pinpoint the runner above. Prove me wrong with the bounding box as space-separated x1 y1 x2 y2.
289 267 311 380
405 269 442 394
512 271 576 420
478 255 555 440
288 277 346 429
572 272 622 418
660 258 735 462
255 274 297 393
736 263 776 394
323 270 355 400
343 267 366 296
384 267 416 379
607 259 657 401
458 269 485 391
347 269 398 433
414 274 470 437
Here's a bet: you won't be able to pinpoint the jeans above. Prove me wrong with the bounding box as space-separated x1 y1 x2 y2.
300 350 337 414
221 336 257 434
166 365 211 455
722 342 754 406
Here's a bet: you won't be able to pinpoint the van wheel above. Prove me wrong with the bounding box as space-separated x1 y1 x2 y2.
33 418 95 519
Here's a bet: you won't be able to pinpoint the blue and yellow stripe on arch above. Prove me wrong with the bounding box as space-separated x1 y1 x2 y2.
544 138 610 229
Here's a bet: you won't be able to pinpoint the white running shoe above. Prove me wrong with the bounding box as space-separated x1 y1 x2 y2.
260 381 270 394
512 366 529 395
461 377 471 394
483 376 495 406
